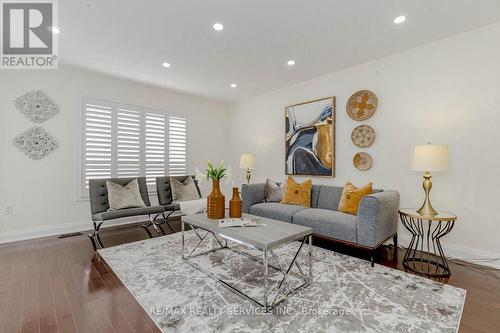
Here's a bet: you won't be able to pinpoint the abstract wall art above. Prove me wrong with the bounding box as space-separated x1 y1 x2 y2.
285 97 335 176
15 90 59 123
13 127 58 160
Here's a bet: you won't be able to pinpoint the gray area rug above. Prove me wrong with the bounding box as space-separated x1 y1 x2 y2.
98 231 466 333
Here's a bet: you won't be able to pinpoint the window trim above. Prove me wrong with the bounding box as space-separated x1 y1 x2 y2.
76 97 188 201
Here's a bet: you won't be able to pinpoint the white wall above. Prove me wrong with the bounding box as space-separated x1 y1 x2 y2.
229 23 500 257
2 23 500 265
0 65 231 240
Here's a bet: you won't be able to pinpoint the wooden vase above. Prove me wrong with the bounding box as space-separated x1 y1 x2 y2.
229 187 242 218
207 180 225 219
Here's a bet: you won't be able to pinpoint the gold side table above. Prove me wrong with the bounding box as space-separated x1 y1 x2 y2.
399 209 457 278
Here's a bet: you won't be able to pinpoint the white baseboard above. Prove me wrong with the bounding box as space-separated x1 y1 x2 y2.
0 215 166 245
399 235 500 270
0 222 91 244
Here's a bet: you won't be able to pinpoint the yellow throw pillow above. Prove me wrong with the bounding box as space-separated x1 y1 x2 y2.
338 182 373 215
281 177 312 207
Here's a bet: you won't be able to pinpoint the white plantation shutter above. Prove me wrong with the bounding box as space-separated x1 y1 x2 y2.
79 98 187 198
145 112 166 186
83 102 113 189
168 116 187 176
116 107 141 178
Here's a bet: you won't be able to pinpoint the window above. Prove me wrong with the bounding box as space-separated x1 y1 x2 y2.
78 98 187 199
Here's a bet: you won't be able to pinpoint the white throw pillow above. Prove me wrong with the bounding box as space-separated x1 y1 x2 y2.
179 198 207 215
106 179 146 210
170 176 201 203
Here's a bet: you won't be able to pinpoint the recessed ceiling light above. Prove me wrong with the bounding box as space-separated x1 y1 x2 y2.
287 60 295 66
213 23 224 31
394 15 406 24
48 26 60 34
230 83 237 88
162 62 171 68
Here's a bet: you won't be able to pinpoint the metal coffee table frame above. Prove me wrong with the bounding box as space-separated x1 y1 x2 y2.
181 220 313 311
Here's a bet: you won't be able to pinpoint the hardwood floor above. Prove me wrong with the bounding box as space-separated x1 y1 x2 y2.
0 219 498 333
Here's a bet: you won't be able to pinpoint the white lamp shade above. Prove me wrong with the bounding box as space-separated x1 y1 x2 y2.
412 144 449 172
240 154 256 170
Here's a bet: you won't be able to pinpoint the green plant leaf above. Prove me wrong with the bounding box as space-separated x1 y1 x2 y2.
205 160 228 180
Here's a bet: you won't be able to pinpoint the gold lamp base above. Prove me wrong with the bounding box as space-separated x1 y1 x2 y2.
245 169 251 184
417 171 438 216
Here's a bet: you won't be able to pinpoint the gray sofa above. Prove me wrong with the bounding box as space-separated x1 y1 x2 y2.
242 183 400 265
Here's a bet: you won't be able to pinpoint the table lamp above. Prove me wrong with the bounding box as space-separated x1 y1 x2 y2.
412 144 449 216
240 154 256 184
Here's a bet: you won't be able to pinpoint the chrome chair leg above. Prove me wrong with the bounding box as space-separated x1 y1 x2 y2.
154 211 176 234
141 222 154 238
88 234 98 251
88 221 104 250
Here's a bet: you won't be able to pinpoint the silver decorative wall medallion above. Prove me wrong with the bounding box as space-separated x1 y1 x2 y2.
13 127 58 160
15 90 59 123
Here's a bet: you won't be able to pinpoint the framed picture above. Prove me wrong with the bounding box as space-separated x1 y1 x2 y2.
285 96 335 177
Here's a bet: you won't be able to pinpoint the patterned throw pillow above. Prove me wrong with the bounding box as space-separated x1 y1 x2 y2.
264 178 285 202
170 176 201 203
338 181 373 215
106 179 146 210
280 177 312 207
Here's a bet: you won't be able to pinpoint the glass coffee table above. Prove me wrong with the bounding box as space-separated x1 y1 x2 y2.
181 213 313 311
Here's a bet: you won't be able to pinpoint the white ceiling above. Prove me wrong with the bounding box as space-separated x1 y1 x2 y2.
60 0 500 102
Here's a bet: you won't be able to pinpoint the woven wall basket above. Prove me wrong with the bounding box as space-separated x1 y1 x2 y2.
353 152 373 171
346 90 378 121
351 125 376 148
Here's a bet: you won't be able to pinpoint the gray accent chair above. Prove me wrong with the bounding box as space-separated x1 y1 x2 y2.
242 183 400 266
153 175 201 234
88 177 165 250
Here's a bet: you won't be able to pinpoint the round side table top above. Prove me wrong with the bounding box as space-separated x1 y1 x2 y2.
398 208 457 221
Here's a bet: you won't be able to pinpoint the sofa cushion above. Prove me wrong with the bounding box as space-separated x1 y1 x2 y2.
293 208 357 243
163 203 181 212
250 202 307 223
92 205 165 222
316 186 344 211
310 185 321 208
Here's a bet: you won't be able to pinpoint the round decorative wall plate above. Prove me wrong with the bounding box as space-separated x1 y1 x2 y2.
353 152 373 171
351 125 376 148
346 90 378 121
